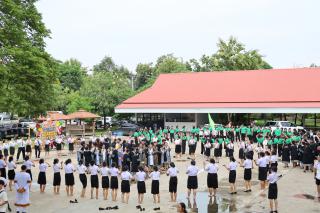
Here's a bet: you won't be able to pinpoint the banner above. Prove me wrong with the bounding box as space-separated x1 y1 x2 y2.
208 113 215 129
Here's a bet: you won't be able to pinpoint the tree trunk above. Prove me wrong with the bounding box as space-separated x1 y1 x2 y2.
103 111 107 129
301 114 306 126
284 113 287 120
294 114 298 124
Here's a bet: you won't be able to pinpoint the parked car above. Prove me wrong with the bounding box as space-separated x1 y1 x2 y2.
112 127 137 137
19 118 36 129
96 117 113 129
0 113 18 125
264 121 304 131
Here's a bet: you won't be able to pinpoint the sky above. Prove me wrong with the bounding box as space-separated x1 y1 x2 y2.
36 0 320 72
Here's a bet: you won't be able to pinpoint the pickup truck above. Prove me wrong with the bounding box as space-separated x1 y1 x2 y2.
264 121 304 132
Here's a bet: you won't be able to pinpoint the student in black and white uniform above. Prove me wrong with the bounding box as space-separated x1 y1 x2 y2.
3 142 9 161
224 156 237 194
16 138 25 161
238 141 246 164
9 140 15 156
53 158 62 195
56 137 62 156
186 160 199 199
166 162 178 202
188 136 196 159
175 137 182 158
254 152 268 190
77 160 87 198
64 159 75 197
120 165 133 204
7 156 16 191
267 166 282 213
241 154 253 192
136 166 146 204
0 155 6 179
213 141 220 163
23 156 34 181
270 150 278 171
109 162 119 202
25 138 32 157
89 161 99 199
204 141 212 161
227 142 234 158
246 140 254 160
45 138 50 157
101 161 110 200
204 158 218 197
314 155 320 198
37 158 49 193
34 137 41 159
149 166 160 203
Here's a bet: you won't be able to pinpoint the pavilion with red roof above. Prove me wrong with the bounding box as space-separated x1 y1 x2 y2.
115 68 320 128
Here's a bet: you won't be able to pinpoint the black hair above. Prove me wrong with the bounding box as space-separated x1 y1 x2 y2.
65 159 71 165
245 154 253 160
210 158 215 164
271 150 276 155
102 162 107 167
78 160 83 165
271 166 277 173
153 166 158 171
0 180 4 186
21 165 27 171
8 156 13 162
191 160 196 166
53 158 59 164
39 158 44 164
122 165 128 172
90 161 95 166
138 166 144 171
24 155 29 161
170 162 175 168
230 156 236 162
260 152 265 157
111 162 116 168
0 155 3 159
179 202 187 213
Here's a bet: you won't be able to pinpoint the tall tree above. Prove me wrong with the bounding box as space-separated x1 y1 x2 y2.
57 59 87 91
93 56 131 78
135 63 154 89
155 54 189 74
188 37 272 72
0 0 57 115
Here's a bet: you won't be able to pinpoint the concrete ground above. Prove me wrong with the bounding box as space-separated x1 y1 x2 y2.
6 143 320 213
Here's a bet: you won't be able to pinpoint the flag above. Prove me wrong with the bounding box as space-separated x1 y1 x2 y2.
208 113 215 129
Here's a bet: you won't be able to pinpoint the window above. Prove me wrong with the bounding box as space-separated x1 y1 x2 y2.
165 113 195 122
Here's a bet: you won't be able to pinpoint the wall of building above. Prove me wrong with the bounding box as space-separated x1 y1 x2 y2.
164 122 196 131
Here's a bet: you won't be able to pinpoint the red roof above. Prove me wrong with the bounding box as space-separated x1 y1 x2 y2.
116 68 320 113
67 110 100 119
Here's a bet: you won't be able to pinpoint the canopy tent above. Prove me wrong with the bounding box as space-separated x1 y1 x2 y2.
67 110 100 120
66 110 100 137
115 68 320 113
37 112 69 121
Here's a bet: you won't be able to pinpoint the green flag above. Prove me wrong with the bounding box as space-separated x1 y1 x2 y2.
208 113 215 129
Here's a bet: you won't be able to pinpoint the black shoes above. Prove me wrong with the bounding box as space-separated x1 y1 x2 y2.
153 207 160 211
99 206 119 211
69 199 78 203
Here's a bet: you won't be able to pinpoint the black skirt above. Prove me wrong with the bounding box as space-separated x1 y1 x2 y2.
207 173 218 188
56 143 62 151
79 173 87 188
102 176 109 189
214 149 219 157
37 172 46 185
187 176 198 189
121 180 130 193
110 176 118 189
45 144 50 152
268 183 278 199
137 181 146 194
229 170 236 183
169 176 178 193
8 169 15 180
91 175 99 188
65 173 75 186
258 167 268 181
0 168 6 179
151 180 159 194
316 178 320 186
26 145 32 153
3 149 8 157
205 148 211 157
239 148 245 159
175 145 182 154
244 168 252 181
53 172 61 186
26 169 32 181
9 147 15 156
69 143 74 151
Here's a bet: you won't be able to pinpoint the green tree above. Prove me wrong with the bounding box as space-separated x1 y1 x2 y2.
188 36 272 71
155 54 189 74
80 72 133 128
57 59 87 91
93 56 131 78
65 91 92 114
0 0 57 115
135 63 154 89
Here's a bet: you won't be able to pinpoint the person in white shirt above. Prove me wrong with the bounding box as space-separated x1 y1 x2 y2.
241 154 253 192
14 165 31 213
254 152 268 190
77 160 87 198
204 158 219 197
174 137 182 158
120 165 133 204
9 140 15 157
223 156 238 194
45 138 51 157
22 156 35 181
34 137 42 159
37 158 50 193
52 158 63 195
135 166 146 204
109 163 119 201
100 162 109 200
0 155 7 179
16 138 25 162
186 160 199 199
314 155 320 198
64 159 75 196
149 166 160 204
89 161 99 199
166 162 178 202
7 156 16 191
267 166 282 213
0 180 8 213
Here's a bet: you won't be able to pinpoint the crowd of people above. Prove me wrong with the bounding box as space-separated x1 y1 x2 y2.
0 124 319 213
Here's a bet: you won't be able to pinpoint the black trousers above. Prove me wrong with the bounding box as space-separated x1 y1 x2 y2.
182 140 186 154
35 145 41 158
17 147 25 161
201 143 204 154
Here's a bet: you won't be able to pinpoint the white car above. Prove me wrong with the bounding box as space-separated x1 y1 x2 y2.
264 121 304 132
